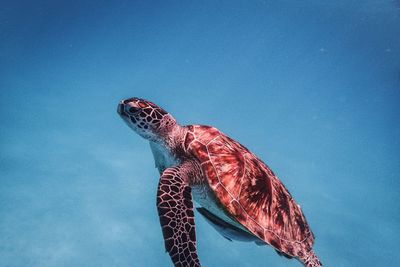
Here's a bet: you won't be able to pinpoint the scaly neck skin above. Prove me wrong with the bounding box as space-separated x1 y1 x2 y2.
154 123 188 157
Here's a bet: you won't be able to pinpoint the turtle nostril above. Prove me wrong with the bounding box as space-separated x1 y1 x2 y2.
123 98 136 104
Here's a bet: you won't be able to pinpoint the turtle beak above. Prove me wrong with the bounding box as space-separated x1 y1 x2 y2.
117 101 125 116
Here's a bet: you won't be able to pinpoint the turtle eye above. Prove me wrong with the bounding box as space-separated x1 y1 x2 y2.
138 101 148 108
127 106 140 114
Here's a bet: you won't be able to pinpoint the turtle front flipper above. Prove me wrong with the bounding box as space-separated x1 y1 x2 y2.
157 163 201 267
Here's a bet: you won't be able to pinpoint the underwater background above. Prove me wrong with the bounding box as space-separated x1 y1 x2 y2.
1 1 399 266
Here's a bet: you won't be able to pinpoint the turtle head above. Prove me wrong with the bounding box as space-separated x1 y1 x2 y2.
117 97 178 142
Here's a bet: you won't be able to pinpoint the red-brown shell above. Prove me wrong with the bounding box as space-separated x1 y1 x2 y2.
183 125 314 257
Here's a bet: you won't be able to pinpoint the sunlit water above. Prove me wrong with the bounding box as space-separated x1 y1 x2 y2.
1 1 399 266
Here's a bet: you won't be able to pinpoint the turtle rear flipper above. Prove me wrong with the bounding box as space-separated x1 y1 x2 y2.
196 207 258 242
276 250 294 259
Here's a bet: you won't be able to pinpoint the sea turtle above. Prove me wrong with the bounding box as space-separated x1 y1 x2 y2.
117 97 322 267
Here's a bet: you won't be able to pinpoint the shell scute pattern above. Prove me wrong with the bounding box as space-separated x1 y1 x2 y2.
185 125 314 257
201 161 219 185
208 136 244 199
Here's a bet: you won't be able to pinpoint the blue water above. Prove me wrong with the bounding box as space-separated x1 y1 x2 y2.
1 1 399 266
